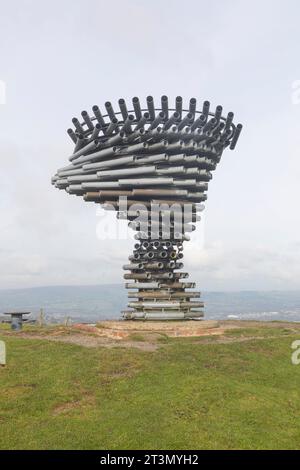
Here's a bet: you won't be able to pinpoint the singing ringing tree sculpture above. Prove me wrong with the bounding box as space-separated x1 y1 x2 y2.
52 96 242 321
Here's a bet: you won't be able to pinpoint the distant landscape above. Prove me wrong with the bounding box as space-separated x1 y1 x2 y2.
1 285 300 323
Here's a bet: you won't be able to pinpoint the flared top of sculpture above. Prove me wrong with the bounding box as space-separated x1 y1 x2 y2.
51 96 242 212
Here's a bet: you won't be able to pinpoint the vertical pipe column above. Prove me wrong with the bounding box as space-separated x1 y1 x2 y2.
122 236 203 320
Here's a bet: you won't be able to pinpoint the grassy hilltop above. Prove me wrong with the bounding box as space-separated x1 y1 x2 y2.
0 322 300 450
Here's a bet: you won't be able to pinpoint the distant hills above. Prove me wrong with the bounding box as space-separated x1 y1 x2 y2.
0 285 300 322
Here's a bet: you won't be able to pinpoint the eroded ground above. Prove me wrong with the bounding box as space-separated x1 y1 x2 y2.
1 319 300 351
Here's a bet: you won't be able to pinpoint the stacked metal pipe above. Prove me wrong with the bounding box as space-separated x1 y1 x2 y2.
52 96 242 320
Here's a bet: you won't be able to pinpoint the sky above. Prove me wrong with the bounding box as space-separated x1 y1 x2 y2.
0 0 300 290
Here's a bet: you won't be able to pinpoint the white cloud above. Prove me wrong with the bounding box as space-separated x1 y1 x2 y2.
185 241 300 290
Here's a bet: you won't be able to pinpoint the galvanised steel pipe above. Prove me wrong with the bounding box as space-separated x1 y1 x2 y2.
125 282 160 289
118 177 174 186
119 141 148 154
121 115 135 134
143 262 164 270
202 100 210 117
82 181 121 189
149 273 174 280
105 118 119 136
163 111 180 130
189 98 197 116
134 112 148 130
105 101 117 121
74 146 117 165
83 155 137 171
175 96 183 119
128 291 201 299
122 263 143 270
149 111 165 130
159 282 196 289
70 139 100 161
191 114 207 131
132 97 142 120
92 105 106 128
146 96 155 120
161 95 169 119
73 134 85 153
124 273 151 280
177 112 194 131
67 128 77 143
68 174 100 183
72 117 84 134
136 153 169 164
81 110 94 130
230 124 243 150
89 123 101 141
132 189 188 197
97 166 156 179
118 98 128 120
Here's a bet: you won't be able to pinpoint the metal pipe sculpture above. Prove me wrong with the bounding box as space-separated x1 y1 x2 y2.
52 96 242 321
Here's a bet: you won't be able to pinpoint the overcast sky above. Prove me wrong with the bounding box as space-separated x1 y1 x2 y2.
0 0 300 290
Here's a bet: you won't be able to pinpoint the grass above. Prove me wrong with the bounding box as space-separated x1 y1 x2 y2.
224 326 299 338
1 325 300 449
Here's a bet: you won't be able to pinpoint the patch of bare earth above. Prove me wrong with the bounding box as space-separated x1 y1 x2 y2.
2 320 300 350
11 332 159 351
53 394 96 416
